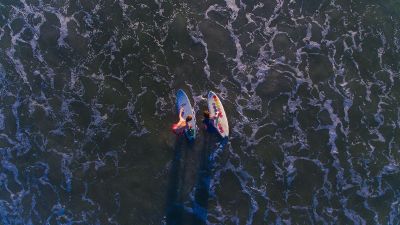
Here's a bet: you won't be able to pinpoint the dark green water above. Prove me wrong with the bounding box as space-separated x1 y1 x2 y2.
0 0 399 224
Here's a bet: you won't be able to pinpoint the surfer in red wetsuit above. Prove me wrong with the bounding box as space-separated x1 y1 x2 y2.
172 107 193 135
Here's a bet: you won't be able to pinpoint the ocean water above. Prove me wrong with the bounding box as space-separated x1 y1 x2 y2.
0 0 399 224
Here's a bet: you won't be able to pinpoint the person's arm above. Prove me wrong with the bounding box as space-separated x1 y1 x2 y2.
212 111 220 119
179 107 184 121
202 119 208 130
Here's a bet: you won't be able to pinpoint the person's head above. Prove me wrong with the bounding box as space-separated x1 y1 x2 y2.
203 110 210 119
186 115 192 122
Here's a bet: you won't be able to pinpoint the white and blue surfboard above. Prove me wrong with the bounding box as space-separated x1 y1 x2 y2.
176 89 196 141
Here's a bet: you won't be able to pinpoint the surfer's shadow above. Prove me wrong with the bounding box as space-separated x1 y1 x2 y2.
189 134 228 224
164 136 185 224
164 132 228 225
164 135 199 224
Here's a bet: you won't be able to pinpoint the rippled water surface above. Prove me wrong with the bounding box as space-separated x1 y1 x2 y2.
1 0 400 224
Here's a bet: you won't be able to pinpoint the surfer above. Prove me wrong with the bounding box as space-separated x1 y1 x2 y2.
202 110 220 133
172 107 193 135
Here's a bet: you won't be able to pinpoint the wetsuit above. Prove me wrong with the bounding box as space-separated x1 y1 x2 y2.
203 118 217 133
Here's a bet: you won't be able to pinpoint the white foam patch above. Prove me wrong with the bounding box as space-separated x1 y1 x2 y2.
56 13 73 47
188 22 211 79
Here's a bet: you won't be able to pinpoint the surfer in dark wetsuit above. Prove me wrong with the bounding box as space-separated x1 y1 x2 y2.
202 110 220 133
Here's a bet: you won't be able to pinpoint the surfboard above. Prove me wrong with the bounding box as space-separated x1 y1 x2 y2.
176 89 196 141
207 91 229 137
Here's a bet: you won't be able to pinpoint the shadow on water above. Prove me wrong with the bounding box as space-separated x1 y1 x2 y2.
165 128 228 225
191 134 228 225
190 132 213 225
165 136 185 225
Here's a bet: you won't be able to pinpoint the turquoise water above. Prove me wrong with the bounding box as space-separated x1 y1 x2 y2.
0 0 399 224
